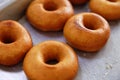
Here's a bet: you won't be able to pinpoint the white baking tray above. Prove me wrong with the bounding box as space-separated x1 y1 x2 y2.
0 0 31 20
0 1 120 80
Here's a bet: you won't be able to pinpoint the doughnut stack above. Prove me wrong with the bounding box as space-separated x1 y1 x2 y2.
0 0 120 80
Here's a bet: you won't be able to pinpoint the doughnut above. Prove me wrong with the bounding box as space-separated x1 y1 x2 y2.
26 0 74 31
23 40 78 80
89 0 120 20
63 13 110 52
0 20 32 66
69 0 89 5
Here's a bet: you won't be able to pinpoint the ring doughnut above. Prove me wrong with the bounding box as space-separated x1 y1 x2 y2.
69 0 89 5
23 40 78 80
0 20 32 66
27 0 74 31
63 13 110 52
89 0 120 20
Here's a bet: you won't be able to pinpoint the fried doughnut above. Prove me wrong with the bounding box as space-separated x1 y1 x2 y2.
69 0 89 5
64 13 110 52
0 20 32 66
27 0 74 31
23 40 78 80
89 0 120 20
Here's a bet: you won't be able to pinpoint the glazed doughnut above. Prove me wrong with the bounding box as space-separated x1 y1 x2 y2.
23 41 78 80
0 20 32 66
69 0 89 5
27 0 74 31
89 0 120 20
63 13 110 52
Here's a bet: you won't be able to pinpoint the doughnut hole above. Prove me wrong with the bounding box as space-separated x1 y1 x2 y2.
0 33 18 44
45 57 59 65
82 14 102 30
42 49 60 65
43 1 58 11
107 0 117 2
0 29 19 44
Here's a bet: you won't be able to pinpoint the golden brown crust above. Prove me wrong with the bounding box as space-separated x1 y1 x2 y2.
23 40 78 80
63 12 110 52
0 20 32 66
26 0 74 31
89 0 120 20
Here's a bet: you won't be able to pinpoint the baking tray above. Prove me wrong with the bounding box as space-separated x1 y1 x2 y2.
0 2 120 80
